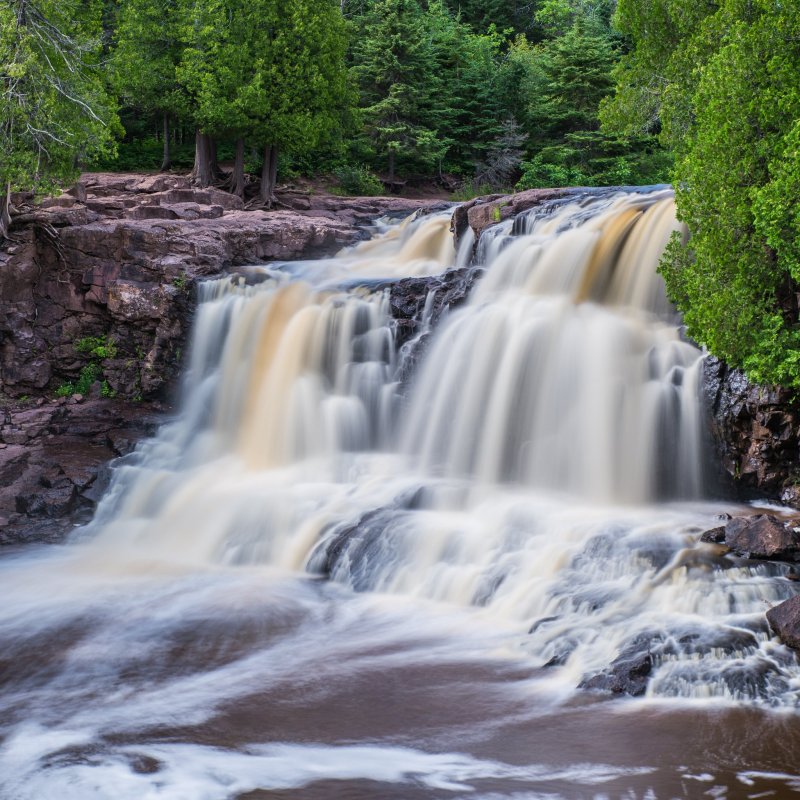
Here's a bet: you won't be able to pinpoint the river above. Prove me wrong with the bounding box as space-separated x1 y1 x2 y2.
1 189 799 799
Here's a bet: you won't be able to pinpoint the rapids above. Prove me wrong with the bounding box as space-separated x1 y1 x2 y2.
2 188 800 799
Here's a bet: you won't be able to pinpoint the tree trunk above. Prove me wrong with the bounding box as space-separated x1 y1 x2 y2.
209 137 220 179
192 129 214 187
260 144 279 205
388 151 395 183
0 182 11 242
232 138 246 198
160 113 172 172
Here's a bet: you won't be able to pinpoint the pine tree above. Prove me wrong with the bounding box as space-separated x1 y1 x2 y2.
176 0 348 200
352 0 448 181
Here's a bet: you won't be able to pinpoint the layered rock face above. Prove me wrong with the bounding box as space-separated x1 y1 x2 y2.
0 173 438 402
0 396 163 544
703 355 800 505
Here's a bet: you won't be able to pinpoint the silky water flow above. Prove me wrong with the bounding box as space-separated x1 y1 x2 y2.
2 189 800 799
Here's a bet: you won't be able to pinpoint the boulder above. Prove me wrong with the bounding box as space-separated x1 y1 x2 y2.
700 525 727 544
580 647 654 697
766 595 800 650
723 515 800 560
0 397 163 546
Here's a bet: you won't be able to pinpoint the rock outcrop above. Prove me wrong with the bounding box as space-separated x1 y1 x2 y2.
703 355 800 505
723 515 800 560
767 595 800 650
386 267 484 384
0 396 163 544
0 173 440 402
701 513 800 560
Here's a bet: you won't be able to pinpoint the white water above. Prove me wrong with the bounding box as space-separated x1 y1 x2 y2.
2 190 799 798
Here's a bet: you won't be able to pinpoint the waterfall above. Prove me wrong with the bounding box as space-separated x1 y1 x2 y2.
402 190 703 501
77 188 796 704
3 188 799 799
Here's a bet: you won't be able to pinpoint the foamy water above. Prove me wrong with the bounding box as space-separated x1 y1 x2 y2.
2 191 799 799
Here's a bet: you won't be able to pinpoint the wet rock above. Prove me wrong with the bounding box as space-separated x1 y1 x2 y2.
580 646 654 697
0 172 442 402
723 515 800 560
700 525 727 544
0 398 163 546
766 595 800 650
387 267 482 346
702 355 800 503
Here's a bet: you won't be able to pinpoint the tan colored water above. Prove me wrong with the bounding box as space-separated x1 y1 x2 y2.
1 190 799 799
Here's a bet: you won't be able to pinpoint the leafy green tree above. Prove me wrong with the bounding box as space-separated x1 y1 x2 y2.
178 0 348 200
249 0 349 202
606 0 800 386
0 0 118 238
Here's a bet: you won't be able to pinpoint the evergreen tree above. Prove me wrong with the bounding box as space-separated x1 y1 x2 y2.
113 0 186 170
528 23 616 141
0 0 118 239
176 0 348 199
352 0 448 181
246 0 349 202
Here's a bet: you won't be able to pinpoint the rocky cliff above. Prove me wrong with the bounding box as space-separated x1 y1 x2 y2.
0 173 439 402
703 356 800 505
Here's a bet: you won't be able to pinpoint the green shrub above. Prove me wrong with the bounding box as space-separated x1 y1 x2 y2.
333 164 383 196
450 182 496 202
55 335 118 397
75 336 117 360
55 363 101 397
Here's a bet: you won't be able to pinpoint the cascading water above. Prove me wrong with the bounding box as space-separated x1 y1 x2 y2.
2 190 800 800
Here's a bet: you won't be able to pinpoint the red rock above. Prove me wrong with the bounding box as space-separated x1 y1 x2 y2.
766 595 800 649
723 514 800 560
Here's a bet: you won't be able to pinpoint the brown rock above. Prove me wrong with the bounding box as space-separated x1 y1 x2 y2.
0 398 163 546
1 172 440 402
700 525 727 544
703 355 800 503
766 595 800 649
724 514 800 560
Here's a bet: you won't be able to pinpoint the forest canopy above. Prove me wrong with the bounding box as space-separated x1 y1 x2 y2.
1 0 671 208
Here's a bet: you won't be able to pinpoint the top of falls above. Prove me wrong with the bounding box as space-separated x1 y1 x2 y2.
471 187 684 317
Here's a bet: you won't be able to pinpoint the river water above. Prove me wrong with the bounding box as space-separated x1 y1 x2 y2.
1 189 799 799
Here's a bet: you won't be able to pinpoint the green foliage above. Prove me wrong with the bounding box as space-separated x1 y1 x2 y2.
56 335 117 396
112 0 186 120
5 0 676 206
75 335 118 359
56 363 101 397
91 136 197 171
351 0 449 178
606 0 800 387
334 164 383 196
449 182 495 202
0 0 120 230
